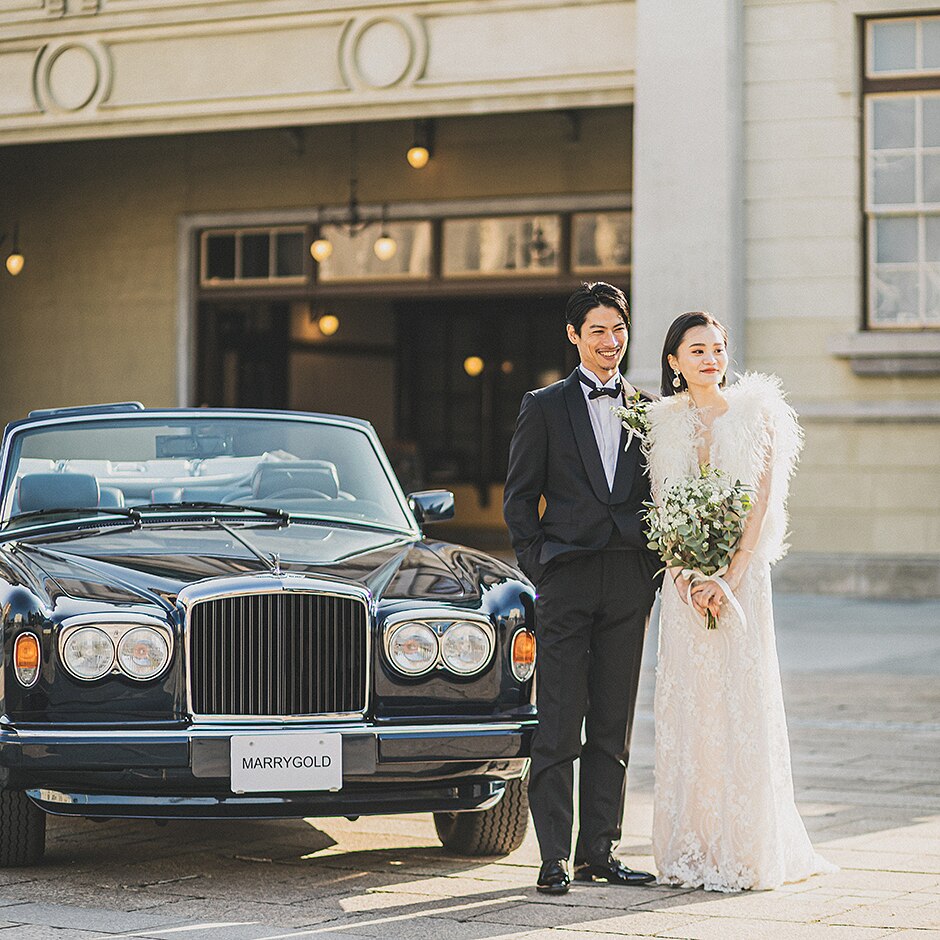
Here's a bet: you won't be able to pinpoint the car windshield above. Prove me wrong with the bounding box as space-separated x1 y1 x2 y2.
1 414 413 532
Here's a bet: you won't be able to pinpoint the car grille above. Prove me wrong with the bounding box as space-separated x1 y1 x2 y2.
188 592 369 717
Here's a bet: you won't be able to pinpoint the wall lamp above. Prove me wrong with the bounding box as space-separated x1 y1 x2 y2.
0 224 24 276
406 119 434 169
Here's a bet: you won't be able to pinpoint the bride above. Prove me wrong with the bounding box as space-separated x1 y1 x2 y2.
645 311 836 892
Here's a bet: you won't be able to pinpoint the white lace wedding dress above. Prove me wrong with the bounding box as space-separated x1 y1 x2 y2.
646 373 836 892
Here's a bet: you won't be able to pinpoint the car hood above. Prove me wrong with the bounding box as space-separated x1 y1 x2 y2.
2 521 490 612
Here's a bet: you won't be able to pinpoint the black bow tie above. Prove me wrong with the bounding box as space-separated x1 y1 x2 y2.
579 372 622 400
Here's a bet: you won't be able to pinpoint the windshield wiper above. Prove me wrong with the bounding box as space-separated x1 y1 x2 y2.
9 506 142 526
141 501 289 524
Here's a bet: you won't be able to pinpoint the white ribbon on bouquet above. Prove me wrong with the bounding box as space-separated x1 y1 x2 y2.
623 427 647 452
682 566 747 631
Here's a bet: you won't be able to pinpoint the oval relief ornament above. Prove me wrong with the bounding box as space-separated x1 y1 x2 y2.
34 41 111 114
340 14 427 91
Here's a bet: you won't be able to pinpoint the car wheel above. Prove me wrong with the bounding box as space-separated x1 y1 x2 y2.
433 773 529 856
0 788 46 867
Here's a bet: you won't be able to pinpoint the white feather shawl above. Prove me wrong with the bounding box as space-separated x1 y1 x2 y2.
644 372 803 565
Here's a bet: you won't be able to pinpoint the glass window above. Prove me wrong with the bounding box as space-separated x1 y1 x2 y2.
200 227 307 287
871 20 917 74
275 231 305 277
205 234 236 282
872 98 915 150
571 211 631 272
865 41 940 328
241 233 270 279
925 18 940 70
868 16 940 76
875 217 917 263
315 221 432 282
442 216 560 277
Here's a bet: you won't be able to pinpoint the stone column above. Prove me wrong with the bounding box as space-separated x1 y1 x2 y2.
628 0 745 390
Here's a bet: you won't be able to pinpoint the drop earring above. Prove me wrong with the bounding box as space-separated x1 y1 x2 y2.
672 369 682 389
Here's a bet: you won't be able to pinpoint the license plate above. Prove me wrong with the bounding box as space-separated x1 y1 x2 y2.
230 732 343 793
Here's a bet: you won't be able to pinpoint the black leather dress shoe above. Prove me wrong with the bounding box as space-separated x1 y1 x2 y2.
536 858 571 894
574 856 656 885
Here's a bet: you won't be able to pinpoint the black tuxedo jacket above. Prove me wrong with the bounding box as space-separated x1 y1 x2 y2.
503 368 660 584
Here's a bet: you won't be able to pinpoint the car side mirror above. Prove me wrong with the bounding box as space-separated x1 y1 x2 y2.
407 490 455 524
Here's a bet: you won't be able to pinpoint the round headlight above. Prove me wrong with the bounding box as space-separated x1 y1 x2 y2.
440 621 492 676
387 622 439 676
62 627 115 680
117 627 170 680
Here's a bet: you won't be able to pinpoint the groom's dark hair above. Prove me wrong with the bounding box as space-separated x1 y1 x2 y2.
565 281 630 334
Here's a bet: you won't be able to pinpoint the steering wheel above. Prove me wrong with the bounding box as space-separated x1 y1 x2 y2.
263 488 332 500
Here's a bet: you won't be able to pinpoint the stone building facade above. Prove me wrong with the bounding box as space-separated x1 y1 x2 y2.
0 1 938 594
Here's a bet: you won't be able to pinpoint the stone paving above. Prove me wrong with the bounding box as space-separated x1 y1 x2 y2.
0 593 938 939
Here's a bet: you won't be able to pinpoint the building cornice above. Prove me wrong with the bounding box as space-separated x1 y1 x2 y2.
0 0 636 144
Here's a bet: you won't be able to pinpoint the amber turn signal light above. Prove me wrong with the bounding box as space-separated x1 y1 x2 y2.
14 632 40 687
511 629 536 682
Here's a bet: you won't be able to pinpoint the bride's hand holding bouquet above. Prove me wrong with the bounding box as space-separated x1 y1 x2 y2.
644 464 753 629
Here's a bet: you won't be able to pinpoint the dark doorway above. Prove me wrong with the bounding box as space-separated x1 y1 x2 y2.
396 295 573 498
197 302 289 409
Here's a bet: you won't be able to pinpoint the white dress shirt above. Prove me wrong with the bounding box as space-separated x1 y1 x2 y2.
578 364 624 491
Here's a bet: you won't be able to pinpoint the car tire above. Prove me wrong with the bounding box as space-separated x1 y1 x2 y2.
0 788 46 867
433 774 529 856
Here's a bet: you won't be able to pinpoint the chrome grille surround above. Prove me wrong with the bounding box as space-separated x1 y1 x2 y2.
179 576 372 722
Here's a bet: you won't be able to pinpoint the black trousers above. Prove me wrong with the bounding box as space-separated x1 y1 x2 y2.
529 549 654 863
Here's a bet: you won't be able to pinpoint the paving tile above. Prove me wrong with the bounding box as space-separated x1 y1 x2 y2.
466 904 707 936
823 897 940 929
0 929 143 939
656 918 892 939
0 900 189 933
886 931 940 940
284 912 539 940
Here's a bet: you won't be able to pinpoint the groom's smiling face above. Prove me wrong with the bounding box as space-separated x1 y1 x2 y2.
567 305 628 381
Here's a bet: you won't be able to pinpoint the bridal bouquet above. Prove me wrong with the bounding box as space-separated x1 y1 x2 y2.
611 391 651 450
644 465 752 629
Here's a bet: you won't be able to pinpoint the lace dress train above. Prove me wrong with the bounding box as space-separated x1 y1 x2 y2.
652 564 837 891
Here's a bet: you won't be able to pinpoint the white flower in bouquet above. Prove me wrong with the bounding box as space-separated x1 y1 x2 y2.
644 465 753 629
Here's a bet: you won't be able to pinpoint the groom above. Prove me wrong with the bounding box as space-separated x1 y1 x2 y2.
503 281 660 895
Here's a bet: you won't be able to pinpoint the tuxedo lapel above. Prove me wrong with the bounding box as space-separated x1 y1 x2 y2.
562 370 610 504
609 388 645 504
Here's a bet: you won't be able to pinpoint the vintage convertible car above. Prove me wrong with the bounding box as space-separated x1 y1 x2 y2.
0 403 536 866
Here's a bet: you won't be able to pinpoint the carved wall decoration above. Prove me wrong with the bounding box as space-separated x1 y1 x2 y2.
33 39 110 112
340 13 427 91
1 3 633 143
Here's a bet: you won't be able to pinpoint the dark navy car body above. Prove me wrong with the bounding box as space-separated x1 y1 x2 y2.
0 404 536 865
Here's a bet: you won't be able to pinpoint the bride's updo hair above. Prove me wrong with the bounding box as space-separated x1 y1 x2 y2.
660 311 729 398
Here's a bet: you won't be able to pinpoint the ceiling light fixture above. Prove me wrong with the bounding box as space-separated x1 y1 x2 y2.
373 204 397 261
406 119 434 169
317 313 340 336
309 125 398 264
1 224 24 276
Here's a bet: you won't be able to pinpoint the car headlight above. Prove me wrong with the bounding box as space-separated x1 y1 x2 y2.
59 620 174 682
62 626 115 680
440 622 493 676
386 622 439 676
384 614 497 677
117 627 170 680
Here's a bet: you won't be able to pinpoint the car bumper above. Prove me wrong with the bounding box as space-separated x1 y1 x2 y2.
0 719 535 819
